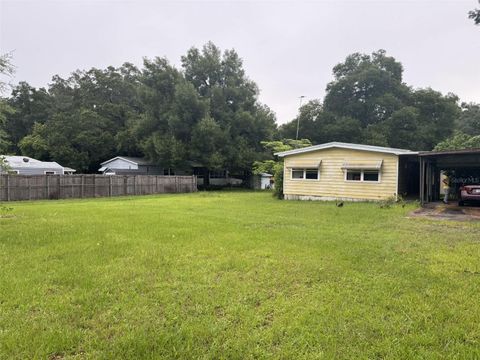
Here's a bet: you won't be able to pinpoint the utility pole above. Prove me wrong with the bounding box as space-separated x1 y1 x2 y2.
295 95 305 140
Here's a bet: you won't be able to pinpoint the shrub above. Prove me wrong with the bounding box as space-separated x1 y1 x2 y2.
378 194 405 209
273 162 284 199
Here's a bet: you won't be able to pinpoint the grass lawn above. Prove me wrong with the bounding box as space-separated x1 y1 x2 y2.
1 191 480 359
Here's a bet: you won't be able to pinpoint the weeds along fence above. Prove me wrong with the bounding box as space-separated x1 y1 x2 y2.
0 174 197 201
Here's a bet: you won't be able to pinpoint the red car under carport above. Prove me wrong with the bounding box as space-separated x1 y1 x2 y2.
459 185 480 206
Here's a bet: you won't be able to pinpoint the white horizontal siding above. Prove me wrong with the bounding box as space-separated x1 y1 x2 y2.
14 167 64 175
104 159 139 170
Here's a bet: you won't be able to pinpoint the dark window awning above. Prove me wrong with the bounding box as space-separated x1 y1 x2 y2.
342 160 383 170
286 160 322 168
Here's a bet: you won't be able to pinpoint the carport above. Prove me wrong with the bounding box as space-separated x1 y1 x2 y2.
419 148 480 204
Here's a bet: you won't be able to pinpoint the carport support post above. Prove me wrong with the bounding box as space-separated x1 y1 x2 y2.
425 160 432 202
420 157 425 205
433 167 440 202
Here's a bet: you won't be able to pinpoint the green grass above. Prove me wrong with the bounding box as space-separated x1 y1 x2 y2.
1 192 480 359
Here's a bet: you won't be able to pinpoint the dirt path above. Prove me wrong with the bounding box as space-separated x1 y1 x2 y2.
409 202 480 221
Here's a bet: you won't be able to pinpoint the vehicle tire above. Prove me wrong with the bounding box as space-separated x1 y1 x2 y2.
458 200 464 206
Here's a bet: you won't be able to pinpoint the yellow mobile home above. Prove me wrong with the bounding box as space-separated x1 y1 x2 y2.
275 142 419 201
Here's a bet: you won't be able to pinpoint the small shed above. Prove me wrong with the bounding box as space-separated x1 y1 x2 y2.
252 173 274 190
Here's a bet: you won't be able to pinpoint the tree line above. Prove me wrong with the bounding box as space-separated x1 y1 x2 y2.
1 43 480 176
0 43 277 174
279 50 479 152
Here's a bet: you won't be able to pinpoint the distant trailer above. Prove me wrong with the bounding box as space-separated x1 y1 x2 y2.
0 155 73 175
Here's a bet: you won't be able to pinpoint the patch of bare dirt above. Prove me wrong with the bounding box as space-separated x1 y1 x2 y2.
409 203 480 221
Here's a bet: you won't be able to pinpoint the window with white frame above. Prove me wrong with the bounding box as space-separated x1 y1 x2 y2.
345 169 380 182
291 168 319 180
44 171 56 175
346 170 361 181
363 170 379 182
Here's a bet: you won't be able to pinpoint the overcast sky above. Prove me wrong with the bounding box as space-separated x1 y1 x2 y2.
1 0 479 124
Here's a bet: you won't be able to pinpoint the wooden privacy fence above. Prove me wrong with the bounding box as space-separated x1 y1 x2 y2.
0 174 197 201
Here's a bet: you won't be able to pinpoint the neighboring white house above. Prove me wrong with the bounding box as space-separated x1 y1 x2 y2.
99 156 244 186
0 156 73 175
99 156 163 175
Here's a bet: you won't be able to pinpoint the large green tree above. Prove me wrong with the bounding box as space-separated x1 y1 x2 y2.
5 82 52 150
434 132 480 151
408 88 459 150
7 44 277 175
190 116 228 171
131 43 277 181
17 63 144 171
324 50 409 127
469 1 480 25
20 109 117 172
280 50 460 151
135 60 202 171
181 42 276 173
456 103 480 136
280 100 362 144
3 44 469 176
0 102 13 154
0 53 15 153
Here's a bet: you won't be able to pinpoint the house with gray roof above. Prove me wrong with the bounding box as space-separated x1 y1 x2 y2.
0 155 75 175
275 142 419 201
98 156 163 175
98 155 244 187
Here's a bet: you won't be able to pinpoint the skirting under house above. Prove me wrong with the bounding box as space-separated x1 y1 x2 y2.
284 194 379 202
